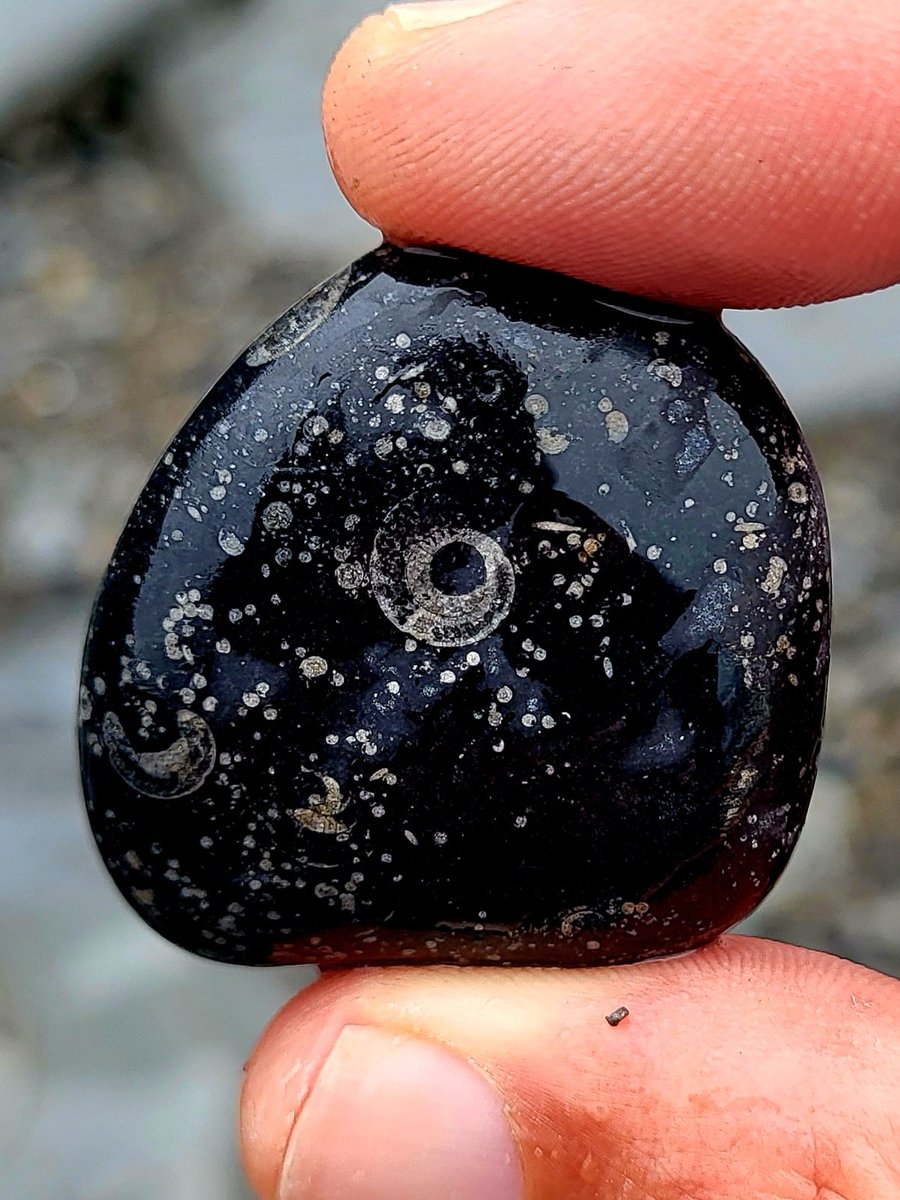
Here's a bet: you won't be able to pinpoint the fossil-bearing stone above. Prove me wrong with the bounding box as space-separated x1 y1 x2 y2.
78 245 831 966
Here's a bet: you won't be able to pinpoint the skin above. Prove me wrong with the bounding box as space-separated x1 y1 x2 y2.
241 2 900 1196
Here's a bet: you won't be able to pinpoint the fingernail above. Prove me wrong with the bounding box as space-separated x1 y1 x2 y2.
278 1024 522 1200
386 0 515 32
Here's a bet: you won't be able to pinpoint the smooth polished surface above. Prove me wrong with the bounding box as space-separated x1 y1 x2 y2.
79 246 830 966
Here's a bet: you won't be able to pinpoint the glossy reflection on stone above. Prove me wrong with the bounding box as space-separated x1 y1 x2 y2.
78 245 830 967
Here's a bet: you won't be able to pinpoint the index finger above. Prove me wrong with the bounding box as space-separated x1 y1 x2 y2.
323 0 900 309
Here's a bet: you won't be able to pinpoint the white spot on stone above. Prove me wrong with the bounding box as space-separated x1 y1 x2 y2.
420 414 452 441
788 482 809 504
524 393 549 417
336 561 366 590
218 530 245 557
301 656 328 678
605 410 629 443
647 359 683 387
536 427 571 455
304 415 329 439
761 556 788 596
262 501 293 531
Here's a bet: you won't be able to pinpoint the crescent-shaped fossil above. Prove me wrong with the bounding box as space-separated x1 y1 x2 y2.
292 771 350 835
102 709 216 798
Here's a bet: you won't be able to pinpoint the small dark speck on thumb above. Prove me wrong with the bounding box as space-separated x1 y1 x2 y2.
605 1006 630 1027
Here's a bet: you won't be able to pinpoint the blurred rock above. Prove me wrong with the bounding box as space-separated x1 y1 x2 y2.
0 78 353 602
0 0 179 119
840 889 900 969
726 289 900 419
149 0 380 261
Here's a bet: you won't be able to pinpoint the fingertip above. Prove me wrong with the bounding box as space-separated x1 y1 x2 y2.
321 10 410 219
322 0 900 308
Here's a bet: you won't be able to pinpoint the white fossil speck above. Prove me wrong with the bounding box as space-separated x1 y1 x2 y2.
218 530 245 557
420 414 452 441
647 359 683 387
605 410 629 443
536 427 571 455
761 556 788 596
788 481 808 504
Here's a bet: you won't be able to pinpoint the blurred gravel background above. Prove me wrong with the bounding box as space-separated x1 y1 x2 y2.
1 2 898 1197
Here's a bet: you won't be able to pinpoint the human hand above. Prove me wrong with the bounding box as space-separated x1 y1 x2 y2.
240 3 900 1197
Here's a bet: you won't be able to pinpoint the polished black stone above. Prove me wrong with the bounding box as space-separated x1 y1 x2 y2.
78 245 831 967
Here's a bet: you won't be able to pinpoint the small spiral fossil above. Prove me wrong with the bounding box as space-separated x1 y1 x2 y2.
370 495 515 647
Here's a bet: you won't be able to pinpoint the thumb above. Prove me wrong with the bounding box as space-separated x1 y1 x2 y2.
240 936 900 1200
